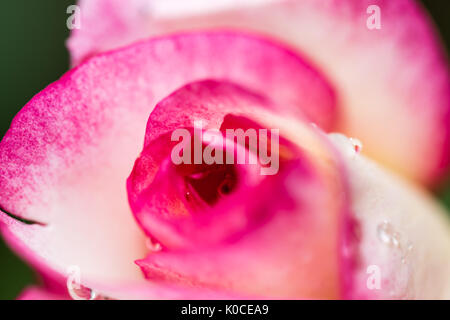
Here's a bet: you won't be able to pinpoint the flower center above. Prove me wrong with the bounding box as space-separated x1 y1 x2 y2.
184 163 238 206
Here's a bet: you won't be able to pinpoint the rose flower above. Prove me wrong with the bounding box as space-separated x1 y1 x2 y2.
1 0 449 299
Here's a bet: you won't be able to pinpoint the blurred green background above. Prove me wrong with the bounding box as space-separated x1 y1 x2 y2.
0 0 449 299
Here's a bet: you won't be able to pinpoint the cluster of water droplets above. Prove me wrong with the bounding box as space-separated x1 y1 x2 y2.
377 221 400 248
376 220 414 298
376 220 414 264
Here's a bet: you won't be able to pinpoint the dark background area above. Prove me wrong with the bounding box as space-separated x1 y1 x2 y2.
0 0 449 299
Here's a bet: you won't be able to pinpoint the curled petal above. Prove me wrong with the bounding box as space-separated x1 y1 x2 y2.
129 81 351 298
330 134 450 299
17 286 68 300
0 33 336 295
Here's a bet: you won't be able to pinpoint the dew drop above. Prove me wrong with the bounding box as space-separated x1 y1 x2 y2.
377 221 393 245
401 241 414 264
329 133 363 157
406 241 413 251
349 137 363 153
392 232 401 248
377 221 402 248
146 238 162 252
377 221 405 252
67 280 97 300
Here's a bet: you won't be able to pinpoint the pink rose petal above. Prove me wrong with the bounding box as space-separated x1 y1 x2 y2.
69 0 450 185
0 32 336 296
129 81 351 298
17 286 68 300
330 133 450 299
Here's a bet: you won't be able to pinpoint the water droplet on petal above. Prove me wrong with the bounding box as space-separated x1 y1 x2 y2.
377 221 394 245
392 232 401 248
401 241 414 264
377 221 405 252
329 133 363 158
349 137 363 153
146 238 162 252
67 279 97 300
406 241 413 251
